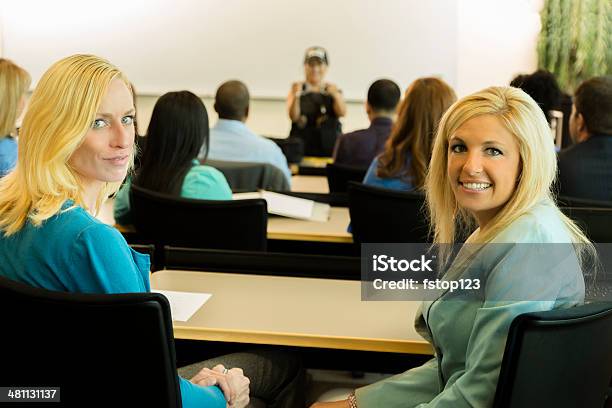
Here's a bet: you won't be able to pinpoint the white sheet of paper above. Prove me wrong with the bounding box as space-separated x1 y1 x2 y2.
233 191 315 220
261 191 314 219
152 289 212 322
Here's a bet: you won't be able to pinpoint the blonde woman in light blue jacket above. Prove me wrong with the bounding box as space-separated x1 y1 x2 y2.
313 86 594 408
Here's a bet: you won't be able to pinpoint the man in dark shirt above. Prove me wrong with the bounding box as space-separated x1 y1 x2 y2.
333 79 400 168
558 76 612 201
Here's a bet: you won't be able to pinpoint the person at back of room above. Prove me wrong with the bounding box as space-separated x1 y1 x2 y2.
510 69 571 150
199 80 292 185
557 75 612 202
287 46 346 157
114 90 232 225
333 79 400 168
0 58 30 178
362 77 456 191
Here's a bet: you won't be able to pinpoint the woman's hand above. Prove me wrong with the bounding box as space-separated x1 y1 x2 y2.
190 364 250 407
310 400 351 408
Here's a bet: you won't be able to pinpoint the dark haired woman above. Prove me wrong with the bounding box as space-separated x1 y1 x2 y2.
114 91 231 224
363 77 456 191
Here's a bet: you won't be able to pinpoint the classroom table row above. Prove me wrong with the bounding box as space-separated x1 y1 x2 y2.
153 269 432 355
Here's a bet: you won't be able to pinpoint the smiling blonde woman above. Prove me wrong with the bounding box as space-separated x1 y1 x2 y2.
312 86 593 408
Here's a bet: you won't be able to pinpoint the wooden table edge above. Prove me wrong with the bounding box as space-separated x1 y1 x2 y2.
172 325 433 355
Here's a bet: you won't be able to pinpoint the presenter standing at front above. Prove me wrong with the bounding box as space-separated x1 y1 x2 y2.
287 46 346 157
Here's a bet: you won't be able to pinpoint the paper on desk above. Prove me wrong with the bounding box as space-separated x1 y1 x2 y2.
152 290 211 322
233 191 328 221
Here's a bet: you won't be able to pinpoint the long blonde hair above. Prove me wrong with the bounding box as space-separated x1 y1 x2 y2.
0 54 133 235
377 77 456 189
425 86 591 249
0 58 31 137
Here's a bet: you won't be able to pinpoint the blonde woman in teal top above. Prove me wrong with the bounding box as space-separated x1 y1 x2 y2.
312 87 594 408
0 55 248 408
114 91 232 225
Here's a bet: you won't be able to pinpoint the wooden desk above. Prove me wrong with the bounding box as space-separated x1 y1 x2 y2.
98 199 353 243
268 207 352 243
291 175 329 194
151 270 432 355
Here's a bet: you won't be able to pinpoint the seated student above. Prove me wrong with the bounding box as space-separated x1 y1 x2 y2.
199 80 292 185
312 86 591 408
0 58 30 177
362 77 456 191
333 79 400 167
114 90 232 224
558 75 612 201
0 54 304 408
510 69 571 150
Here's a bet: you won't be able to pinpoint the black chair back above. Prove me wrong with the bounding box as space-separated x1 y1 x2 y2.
348 182 430 243
558 195 612 208
206 159 290 192
130 184 268 251
326 163 367 193
164 246 360 280
0 275 181 407
493 302 612 408
560 207 612 242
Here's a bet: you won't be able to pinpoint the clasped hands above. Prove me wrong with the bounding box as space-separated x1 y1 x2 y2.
190 364 250 408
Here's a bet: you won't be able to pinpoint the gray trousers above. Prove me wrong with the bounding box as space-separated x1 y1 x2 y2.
178 349 305 408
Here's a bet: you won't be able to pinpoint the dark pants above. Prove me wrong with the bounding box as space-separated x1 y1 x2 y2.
178 349 305 408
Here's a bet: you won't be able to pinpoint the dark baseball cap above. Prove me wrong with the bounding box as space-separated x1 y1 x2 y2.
304 46 328 65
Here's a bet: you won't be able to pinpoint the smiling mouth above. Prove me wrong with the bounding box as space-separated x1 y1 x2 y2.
460 182 492 191
105 155 129 164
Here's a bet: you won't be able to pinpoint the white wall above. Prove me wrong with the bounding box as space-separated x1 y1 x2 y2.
2 0 542 138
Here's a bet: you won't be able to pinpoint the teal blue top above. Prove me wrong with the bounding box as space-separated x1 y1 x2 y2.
356 201 585 407
0 202 226 408
114 160 233 225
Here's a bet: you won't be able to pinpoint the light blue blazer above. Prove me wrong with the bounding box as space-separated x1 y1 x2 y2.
356 201 585 407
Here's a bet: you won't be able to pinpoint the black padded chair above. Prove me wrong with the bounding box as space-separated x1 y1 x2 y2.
557 195 612 208
348 182 430 243
326 163 368 193
130 184 268 251
493 302 612 408
0 275 181 407
560 207 612 242
164 246 361 280
206 159 290 192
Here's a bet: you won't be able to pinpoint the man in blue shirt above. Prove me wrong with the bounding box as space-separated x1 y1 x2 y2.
333 79 400 168
200 80 292 185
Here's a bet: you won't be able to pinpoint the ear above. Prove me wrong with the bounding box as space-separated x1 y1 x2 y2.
575 112 590 142
365 102 372 115
244 105 250 120
213 102 219 114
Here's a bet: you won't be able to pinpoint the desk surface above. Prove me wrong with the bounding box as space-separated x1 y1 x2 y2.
291 175 329 194
98 199 353 243
151 270 432 354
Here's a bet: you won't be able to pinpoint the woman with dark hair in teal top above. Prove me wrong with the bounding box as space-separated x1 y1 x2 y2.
114 90 232 224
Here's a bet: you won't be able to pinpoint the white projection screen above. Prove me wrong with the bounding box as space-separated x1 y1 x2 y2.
1 0 458 100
